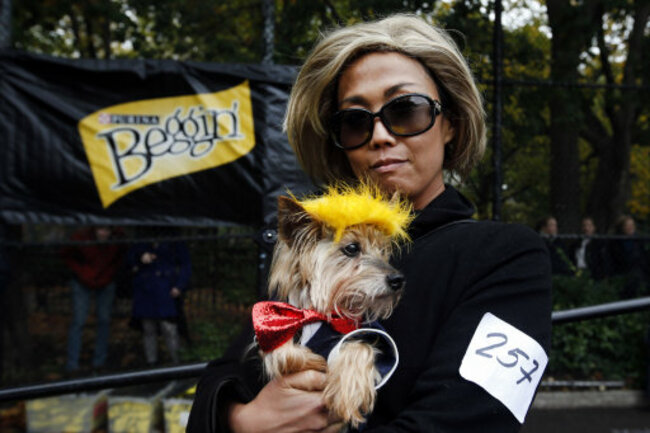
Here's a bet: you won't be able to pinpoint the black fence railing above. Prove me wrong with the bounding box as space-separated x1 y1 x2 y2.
0 229 648 403
1 296 649 404
0 227 263 389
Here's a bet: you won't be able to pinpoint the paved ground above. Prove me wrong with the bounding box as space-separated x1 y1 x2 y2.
521 390 650 433
522 408 650 433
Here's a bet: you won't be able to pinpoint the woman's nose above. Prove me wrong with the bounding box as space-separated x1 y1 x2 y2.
368 118 397 149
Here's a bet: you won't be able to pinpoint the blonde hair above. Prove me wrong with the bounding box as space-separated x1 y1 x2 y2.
284 14 486 185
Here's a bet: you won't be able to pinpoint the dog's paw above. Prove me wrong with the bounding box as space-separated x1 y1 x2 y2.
323 341 379 428
324 389 370 428
264 342 328 378
301 350 328 373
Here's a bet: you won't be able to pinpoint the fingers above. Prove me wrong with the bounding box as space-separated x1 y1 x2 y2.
302 405 343 433
326 410 343 426
317 422 345 433
281 369 327 392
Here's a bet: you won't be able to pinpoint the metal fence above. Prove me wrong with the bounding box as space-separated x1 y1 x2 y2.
0 226 265 388
1 291 649 403
0 228 648 390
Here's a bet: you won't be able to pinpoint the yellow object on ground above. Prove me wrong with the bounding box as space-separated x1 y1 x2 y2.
26 390 109 433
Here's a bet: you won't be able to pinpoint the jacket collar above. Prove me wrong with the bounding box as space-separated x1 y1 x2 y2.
408 185 475 240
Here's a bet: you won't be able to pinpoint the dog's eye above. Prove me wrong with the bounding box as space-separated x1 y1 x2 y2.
342 242 361 257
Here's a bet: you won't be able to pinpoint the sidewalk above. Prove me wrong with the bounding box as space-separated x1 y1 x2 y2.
522 390 650 433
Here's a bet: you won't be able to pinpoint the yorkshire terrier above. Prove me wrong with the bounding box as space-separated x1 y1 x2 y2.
252 183 413 428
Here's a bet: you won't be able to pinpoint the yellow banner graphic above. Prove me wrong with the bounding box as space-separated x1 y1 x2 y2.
78 81 256 208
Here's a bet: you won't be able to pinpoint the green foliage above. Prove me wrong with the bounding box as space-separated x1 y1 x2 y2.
628 145 650 219
180 319 244 361
549 274 650 388
186 227 260 306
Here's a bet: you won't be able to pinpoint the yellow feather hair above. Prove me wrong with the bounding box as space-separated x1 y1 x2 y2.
297 183 414 243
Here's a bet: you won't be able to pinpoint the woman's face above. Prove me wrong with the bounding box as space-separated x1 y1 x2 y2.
337 52 454 210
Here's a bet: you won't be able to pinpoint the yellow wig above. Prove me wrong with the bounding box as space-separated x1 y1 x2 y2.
297 183 414 243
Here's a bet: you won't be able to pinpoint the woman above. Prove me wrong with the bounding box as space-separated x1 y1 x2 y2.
128 237 191 365
188 14 551 432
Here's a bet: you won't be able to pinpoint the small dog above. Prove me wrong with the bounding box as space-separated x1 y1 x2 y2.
252 183 412 428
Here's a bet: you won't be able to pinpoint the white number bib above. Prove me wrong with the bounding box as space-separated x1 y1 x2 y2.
459 312 548 423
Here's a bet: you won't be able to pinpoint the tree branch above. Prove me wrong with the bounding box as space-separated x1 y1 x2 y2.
69 7 83 57
596 6 615 86
502 185 531 203
101 16 111 59
580 109 610 154
322 0 342 26
622 2 650 87
82 9 97 59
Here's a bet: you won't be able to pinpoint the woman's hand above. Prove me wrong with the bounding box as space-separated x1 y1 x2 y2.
228 370 343 433
141 252 156 264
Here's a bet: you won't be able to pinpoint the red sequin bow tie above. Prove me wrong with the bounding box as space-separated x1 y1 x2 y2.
252 301 359 352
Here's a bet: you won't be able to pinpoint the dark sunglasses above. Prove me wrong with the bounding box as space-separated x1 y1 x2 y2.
331 93 442 150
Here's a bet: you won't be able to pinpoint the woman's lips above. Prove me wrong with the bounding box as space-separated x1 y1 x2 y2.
371 159 406 173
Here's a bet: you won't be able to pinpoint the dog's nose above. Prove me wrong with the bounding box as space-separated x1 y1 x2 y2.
386 273 405 291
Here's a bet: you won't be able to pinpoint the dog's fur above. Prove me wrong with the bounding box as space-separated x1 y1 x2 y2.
260 187 410 428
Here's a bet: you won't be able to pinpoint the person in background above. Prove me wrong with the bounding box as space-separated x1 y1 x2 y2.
610 215 649 299
128 234 191 365
61 226 125 373
537 215 574 275
570 216 610 279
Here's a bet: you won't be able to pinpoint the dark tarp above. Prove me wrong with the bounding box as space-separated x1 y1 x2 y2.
0 49 314 227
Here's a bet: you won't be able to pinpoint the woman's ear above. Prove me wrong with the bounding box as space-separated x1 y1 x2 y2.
441 117 455 147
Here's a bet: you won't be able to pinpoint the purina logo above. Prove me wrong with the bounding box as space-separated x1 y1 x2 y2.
97 113 160 125
78 81 255 208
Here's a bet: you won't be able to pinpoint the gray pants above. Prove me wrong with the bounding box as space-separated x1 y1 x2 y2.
142 319 180 364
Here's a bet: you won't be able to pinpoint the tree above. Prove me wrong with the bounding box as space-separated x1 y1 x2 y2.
582 1 650 232
546 0 649 232
546 0 601 232
9 0 648 230
443 1 554 223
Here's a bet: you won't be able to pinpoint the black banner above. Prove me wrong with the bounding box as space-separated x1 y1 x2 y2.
0 50 314 227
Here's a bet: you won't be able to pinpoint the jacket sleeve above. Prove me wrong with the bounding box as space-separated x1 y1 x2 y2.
367 224 552 432
186 321 263 433
61 229 87 276
61 245 84 276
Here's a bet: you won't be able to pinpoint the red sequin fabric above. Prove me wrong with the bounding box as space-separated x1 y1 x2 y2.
252 301 359 352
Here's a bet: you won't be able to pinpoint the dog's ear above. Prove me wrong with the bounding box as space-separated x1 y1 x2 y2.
277 196 314 246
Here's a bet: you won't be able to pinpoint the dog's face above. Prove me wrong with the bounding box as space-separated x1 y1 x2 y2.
269 196 404 322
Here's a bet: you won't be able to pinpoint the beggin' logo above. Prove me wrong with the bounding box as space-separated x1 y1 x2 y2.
78 81 255 208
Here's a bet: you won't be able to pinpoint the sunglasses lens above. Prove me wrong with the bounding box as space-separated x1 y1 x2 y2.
332 94 439 149
383 95 433 135
335 110 373 149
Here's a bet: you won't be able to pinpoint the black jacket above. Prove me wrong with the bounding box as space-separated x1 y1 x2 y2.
187 186 552 432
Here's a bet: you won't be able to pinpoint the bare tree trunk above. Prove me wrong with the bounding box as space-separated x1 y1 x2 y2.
69 9 83 57
102 16 111 59
84 13 97 59
546 0 599 232
585 2 649 232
